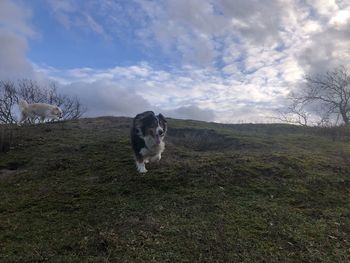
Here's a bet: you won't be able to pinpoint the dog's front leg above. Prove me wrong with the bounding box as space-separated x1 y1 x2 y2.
136 161 147 173
53 117 58 122
150 154 161 162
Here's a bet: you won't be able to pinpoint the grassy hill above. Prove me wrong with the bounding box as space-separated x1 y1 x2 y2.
1 117 350 262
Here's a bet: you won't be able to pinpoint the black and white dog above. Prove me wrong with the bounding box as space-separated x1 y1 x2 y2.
130 111 167 173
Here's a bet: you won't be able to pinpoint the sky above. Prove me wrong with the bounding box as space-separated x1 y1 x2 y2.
1 0 350 123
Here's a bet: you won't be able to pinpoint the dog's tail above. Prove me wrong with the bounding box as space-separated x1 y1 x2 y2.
18 100 28 111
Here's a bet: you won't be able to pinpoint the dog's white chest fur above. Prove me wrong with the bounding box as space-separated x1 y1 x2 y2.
140 135 165 159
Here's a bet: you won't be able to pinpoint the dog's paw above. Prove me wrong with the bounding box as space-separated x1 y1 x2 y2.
138 166 148 173
136 162 148 173
150 154 161 162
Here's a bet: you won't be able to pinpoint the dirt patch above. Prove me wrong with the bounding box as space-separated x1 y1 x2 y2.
0 161 21 179
3 161 21 170
0 169 17 179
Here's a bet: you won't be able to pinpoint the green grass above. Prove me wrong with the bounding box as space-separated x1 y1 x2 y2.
1 117 350 262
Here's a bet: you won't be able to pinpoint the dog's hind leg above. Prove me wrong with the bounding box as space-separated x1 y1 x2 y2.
18 113 26 126
29 117 35 124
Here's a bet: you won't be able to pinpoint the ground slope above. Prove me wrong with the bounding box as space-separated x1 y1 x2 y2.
1 117 350 262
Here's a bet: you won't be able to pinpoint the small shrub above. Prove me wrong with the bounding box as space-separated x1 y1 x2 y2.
313 125 350 141
0 126 14 153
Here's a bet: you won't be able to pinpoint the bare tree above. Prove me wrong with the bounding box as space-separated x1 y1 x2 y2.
276 99 310 126
0 81 17 124
17 79 47 104
281 66 350 126
0 79 86 124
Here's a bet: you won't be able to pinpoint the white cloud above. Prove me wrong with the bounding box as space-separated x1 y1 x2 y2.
164 105 216 122
0 0 40 80
59 80 153 117
0 0 34 36
54 78 217 121
307 0 338 16
0 29 32 79
329 9 350 27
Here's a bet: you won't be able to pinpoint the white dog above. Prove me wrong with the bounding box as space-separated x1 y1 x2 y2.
18 100 63 124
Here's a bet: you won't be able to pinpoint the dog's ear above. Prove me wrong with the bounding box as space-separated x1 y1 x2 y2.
134 111 155 128
133 111 155 137
157 113 167 132
157 113 167 123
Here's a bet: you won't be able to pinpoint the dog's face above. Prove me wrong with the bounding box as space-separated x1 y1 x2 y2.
134 111 167 145
52 106 63 119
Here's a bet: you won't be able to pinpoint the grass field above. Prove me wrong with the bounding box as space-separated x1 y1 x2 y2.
1 117 350 262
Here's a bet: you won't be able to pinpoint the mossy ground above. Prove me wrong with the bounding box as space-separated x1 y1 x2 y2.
1 117 350 262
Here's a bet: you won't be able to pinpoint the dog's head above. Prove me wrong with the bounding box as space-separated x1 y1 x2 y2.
134 111 167 145
52 106 63 119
